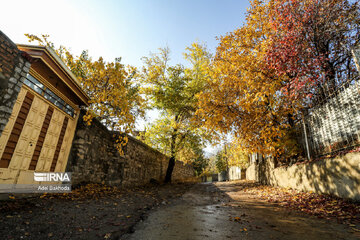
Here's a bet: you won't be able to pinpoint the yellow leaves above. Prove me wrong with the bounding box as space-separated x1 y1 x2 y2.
104 233 112 239
196 0 299 156
39 193 47 199
83 113 94 126
25 34 145 156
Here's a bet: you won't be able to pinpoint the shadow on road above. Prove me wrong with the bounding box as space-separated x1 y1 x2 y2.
123 181 359 240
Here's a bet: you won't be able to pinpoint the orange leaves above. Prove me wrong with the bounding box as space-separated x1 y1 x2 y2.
196 0 301 157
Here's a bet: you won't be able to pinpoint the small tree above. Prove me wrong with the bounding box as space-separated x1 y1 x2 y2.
215 150 227 173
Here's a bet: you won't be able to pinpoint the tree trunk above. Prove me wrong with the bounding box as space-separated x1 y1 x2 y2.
164 156 175 183
164 123 178 183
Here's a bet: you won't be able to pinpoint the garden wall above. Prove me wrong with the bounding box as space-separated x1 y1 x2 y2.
246 152 360 201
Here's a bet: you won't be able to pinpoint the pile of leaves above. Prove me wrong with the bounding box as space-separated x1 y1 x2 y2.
243 185 360 223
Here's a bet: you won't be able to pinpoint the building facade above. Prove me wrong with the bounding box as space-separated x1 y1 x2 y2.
0 32 89 186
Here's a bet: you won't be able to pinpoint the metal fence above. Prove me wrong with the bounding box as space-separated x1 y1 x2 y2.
302 78 360 158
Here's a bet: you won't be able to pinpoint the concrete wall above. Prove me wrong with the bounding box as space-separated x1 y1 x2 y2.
67 111 195 187
228 166 242 181
216 167 245 182
0 31 30 135
246 152 360 201
218 171 227 182
246 164 257 181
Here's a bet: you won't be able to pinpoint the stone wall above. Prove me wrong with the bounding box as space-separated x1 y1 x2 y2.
246 152 360 201
67 111 195 187
0 31 30 135
172 160 195 181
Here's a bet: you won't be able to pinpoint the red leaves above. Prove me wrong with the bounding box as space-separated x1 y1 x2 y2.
266 0 359 105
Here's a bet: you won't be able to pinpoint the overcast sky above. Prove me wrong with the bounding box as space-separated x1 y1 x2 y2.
0 0 251 155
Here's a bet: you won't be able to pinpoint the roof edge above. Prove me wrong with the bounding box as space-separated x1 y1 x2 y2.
16 44 90 106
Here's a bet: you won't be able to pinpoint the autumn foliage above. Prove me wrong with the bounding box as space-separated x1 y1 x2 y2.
266 0 360 103
243 182 360 225
25 34 144 153
197 0 360 161
23 0 360 169
140 44 213 181
197 0 295 157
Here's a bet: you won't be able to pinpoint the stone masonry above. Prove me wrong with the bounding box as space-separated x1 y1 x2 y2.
0 31 31 136
67 110 195 187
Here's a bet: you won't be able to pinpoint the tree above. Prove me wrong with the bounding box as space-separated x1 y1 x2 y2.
227 141 250 169
214 141 249 173
140 44 212 182
25 34 144 152
215 152 227 173
266 0 360 104
192 153 209 176
140 117 208 176
197 0 299 158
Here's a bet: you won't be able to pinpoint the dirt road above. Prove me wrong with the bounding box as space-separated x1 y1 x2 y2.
123 181 359 240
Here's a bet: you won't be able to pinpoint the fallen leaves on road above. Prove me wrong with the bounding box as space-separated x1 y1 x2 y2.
40 183 121 200
242 183 360 224
0 183 194 240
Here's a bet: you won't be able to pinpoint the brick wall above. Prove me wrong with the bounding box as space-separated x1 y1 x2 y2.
0 31 31 136
67 110 195 187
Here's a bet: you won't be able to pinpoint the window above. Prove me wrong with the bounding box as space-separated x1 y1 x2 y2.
24 75 44 95
24 74 76 117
